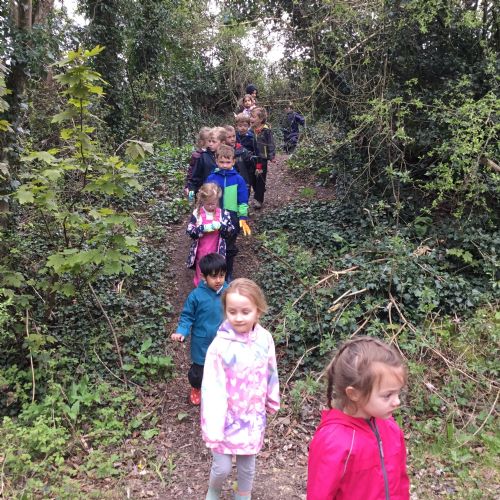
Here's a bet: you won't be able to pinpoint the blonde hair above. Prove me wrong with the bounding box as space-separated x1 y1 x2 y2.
251 107 267 124
235 113 250 125
222 278 268 316
224 125 235 134
197 127 211 149
209 126 227 143
326 336 407 412
216 144 235 160
196 182 221 210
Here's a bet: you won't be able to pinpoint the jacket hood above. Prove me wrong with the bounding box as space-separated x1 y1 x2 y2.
317 407 374 432
212 167 238 177
217 319 260 343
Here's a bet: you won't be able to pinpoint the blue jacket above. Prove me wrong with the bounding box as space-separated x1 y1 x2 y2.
176 281 227 365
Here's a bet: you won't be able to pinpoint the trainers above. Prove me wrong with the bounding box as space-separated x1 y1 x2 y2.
189 387 201 405
253 200 262 209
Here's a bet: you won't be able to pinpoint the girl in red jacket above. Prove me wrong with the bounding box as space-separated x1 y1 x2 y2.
307 337 410 500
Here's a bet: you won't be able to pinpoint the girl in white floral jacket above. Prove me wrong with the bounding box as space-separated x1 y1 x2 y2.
201 278 280 500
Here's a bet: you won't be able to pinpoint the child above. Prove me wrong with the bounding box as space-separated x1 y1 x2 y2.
205 145 251 282
249 107 275 209
189 127 227 196
235 113 254 153
185 127 210 198
307 336 410 500
235 94 255 117
171 253 228 405
245 83 258 100
282 103 305 154
186 183 235 287
224 125 253 195
201 278 280 500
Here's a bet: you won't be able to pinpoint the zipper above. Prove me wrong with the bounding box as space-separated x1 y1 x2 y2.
368 418 390 500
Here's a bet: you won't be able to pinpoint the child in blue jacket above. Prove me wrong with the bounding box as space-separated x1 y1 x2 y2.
171 253 227 405
205 145 251 282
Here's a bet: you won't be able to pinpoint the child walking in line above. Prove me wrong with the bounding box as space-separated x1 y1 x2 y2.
235 94 256 117
206 145 251 282
201 278 280 500
189 127 227 197
171 253 228 405
186 183 235 287
224 125 254 195
307 336 410 500
235 113 254 153
185 126 211 197
249 107 275 209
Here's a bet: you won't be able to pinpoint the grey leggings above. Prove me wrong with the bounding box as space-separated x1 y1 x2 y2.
208 451 256 492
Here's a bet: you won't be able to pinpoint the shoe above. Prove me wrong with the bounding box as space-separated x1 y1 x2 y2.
253 200 262 209
189 387 201 405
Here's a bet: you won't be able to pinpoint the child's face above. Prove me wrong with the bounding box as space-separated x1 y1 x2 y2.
217 156 234 170
250 112 262 128
207 136 222 152
225 291 259 334
204 272 226 292
225 130 236 147
202 196 218 213
236 122 249 135
349 363 405 420
200 135 209 149
243 97 253 109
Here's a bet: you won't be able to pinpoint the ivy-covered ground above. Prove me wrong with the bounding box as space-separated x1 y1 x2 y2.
2 147 498 498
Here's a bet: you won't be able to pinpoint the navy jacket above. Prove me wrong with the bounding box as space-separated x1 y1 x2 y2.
190 150 217 193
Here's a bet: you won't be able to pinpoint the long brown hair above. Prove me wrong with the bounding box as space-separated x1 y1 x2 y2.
326 336 407 411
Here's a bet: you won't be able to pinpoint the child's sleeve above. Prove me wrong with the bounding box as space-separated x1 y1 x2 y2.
266 129 276 161
236 177 249 220
307 426 350 499
186 213 204 239
175 292 197 338
201 340 228 445
399 428 410 498
296 113 305 126
266 333 280 414
219 210 235 237
189 156 205 192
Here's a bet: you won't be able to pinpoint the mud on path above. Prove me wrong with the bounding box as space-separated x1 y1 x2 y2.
134 155 335 500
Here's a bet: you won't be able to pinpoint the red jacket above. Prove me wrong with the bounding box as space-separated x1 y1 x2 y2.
307 408 409 500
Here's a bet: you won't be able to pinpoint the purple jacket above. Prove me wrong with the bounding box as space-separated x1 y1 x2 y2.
201 320 280 455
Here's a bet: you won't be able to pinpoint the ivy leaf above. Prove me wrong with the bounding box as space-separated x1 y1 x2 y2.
141 428 159 440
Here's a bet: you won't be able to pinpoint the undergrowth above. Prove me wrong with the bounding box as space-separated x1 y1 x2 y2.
0 144 190 497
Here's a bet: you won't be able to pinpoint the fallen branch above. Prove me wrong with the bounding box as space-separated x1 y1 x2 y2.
89 284 128 387
25 309 36 403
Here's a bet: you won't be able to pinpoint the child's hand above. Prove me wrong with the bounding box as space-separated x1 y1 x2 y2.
240 220 251 236
203 223 214 232
212 221 221 230
188 190 195 202
171 333 184 342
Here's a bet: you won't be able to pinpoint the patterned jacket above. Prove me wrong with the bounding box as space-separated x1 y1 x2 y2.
251 124 276 161
201 320 280 455
186 207 234 269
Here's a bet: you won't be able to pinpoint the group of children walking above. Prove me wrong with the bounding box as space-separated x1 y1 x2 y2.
171 86 409 499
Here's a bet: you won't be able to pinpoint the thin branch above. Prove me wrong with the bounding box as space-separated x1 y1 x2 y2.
25 309 35 403
89 284 128 387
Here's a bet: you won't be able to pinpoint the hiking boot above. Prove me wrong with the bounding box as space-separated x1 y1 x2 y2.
253 200 262 209
189 387 201 405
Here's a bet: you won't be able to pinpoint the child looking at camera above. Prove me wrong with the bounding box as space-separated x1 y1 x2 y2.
201 278 280 500
307 336 410 500
186 183 234 287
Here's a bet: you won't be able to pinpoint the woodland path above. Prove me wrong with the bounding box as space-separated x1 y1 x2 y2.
125 154 333 499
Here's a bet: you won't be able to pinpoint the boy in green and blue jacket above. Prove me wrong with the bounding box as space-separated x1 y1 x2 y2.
205 145 250 281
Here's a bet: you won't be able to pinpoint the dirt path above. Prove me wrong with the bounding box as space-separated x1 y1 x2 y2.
122 155 333 499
